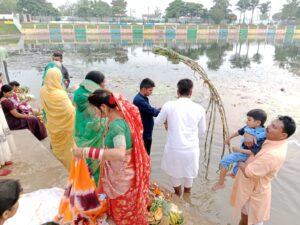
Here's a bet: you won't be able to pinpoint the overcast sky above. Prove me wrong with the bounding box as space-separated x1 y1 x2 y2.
50 0 287 18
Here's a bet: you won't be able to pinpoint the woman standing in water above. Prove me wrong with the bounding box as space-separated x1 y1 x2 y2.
40 67 75 170
73 89 150 225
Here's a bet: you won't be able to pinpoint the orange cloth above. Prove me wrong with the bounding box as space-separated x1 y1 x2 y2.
55 158 107 224
230 139 288 224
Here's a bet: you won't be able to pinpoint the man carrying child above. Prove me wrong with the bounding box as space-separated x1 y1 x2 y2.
212 109 267 191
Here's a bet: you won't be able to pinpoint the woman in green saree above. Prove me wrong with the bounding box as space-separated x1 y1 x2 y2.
73 71 106 184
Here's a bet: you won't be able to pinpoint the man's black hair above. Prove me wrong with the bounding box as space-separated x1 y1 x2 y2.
52 52 63 59
177 78 193 96
140 78 155 89
278 116 296 138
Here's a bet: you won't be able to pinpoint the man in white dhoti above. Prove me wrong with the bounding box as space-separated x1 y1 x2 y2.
155 79 206 196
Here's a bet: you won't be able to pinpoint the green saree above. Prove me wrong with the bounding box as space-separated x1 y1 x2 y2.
73 79 106 184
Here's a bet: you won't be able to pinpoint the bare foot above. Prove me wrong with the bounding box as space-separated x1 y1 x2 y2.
173 185 182 197
212 182 225 191
183 192 192 205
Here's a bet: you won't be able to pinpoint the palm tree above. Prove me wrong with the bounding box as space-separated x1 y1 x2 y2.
249 0 260 24
236 0 250 24
258 1 271 23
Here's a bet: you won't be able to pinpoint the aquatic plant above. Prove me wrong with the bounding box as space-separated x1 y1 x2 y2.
153 47 229 178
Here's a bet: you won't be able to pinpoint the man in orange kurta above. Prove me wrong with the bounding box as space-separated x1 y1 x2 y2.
230 116 296 225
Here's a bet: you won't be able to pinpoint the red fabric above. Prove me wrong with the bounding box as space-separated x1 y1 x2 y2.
99 93 150 225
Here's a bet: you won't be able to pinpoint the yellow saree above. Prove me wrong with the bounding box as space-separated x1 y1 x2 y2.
40 67 75 170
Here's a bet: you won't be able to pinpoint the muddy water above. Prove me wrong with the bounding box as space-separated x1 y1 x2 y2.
4 41 300 225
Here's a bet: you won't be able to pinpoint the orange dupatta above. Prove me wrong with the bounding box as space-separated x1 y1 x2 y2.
55 158 107 224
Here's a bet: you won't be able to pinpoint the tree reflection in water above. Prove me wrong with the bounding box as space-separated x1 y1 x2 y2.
229 41 251 70
274 44 300 76
6 35 300 77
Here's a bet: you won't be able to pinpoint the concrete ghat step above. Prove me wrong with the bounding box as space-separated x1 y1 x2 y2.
5 130 68 193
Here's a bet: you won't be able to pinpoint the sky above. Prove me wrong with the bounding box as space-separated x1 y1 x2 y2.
49 0 287 18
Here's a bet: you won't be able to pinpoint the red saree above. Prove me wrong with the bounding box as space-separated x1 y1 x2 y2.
99 93 151 225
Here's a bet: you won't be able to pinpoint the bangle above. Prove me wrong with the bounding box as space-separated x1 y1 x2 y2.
83 147 89 158
99 149 104 161
86 148 104 160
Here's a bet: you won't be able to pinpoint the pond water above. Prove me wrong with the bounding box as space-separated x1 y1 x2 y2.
2 35 300 225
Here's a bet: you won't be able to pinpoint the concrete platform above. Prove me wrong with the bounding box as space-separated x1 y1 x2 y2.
4 130 68 193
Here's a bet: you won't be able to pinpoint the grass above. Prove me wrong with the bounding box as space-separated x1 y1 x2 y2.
0 36 20 44
21 23 35 29
36 24 48 29
0 24 20 35
62 24 74 29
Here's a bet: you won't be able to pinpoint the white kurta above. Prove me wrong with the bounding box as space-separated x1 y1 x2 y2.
155 98 206 178
0 104 15 166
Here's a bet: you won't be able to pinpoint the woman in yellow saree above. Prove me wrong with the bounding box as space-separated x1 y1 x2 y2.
40 67 75 170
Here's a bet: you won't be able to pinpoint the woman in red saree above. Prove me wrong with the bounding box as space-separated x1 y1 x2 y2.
73 89 150 225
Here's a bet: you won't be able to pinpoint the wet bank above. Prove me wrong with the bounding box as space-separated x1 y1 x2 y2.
3 42 300 225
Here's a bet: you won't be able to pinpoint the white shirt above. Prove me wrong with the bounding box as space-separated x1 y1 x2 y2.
155 97 206 178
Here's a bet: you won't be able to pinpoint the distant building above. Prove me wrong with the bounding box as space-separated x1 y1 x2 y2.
0 14 14 24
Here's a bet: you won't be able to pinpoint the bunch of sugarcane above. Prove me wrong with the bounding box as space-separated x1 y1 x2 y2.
153 47 229 178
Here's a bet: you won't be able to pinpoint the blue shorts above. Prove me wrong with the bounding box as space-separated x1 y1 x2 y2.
220 152 249 175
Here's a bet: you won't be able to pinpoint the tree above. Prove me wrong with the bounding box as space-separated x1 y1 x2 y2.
58 1 76 16
154 7 162 18
281 0 300 19
0 0 17 14
92 0 112 18
249 0 260 24
16 0 59 16
258 1 271 22
111 0 127 16
272 12 282 21
209 0 231 24
236 0 250 24
74 0 92 17
201 8 210 23
183 2 203 20
165 0 185 19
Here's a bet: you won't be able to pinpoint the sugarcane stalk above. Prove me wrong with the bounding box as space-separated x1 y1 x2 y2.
153 47 229 175
205 103 217 179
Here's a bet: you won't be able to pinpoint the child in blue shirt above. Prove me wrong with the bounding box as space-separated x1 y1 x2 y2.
212 109 267 191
